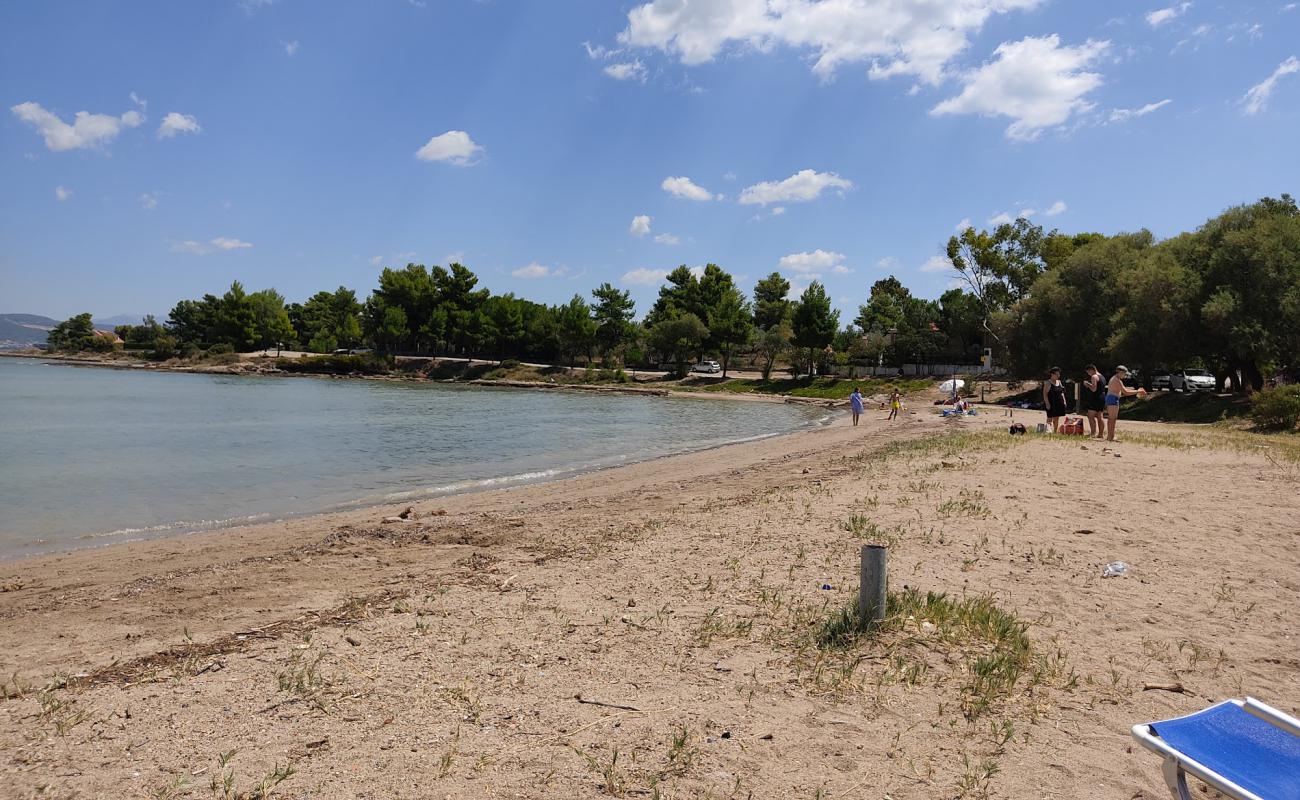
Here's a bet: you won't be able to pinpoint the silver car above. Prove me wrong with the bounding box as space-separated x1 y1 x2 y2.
1172 369 1216 392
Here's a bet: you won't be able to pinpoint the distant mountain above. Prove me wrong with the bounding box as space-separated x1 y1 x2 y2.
93 314 149 328
0 313 58 350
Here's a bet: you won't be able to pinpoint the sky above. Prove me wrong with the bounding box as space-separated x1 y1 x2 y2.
2 0 1298 322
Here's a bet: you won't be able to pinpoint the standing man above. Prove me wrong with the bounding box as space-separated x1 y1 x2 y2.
1105 365 1146 442
849 386 864 427
1083 364 1107 439
887 388 902 420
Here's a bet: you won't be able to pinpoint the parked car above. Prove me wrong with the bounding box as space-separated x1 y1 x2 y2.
1171 369 1216 392
1150 371 1173 391
691 360 722 374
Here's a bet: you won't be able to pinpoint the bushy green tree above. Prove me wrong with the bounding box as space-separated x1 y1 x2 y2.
707 286 752 377
249 289 296 354
47 313 96 351
557 294 596 366
754 323 792 380
647 313 708 376
752 272 792 331
591 283 635 364
791 282 839 375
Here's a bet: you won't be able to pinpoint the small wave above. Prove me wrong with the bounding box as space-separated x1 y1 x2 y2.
79 513 274 540
381 467 573 501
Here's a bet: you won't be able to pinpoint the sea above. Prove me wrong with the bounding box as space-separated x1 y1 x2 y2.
0 357 828 559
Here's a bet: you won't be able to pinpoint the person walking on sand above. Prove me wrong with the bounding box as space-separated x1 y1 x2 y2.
887 388 902 420
1105 365 1146 442
849 386 864 427
1083 364 1107 439
1042 367 1068 433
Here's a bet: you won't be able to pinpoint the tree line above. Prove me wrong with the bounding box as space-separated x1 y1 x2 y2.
51 193 1299 388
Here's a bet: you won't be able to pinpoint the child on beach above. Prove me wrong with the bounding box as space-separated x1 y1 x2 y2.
1105 365 1146 442
888 389 902 420
849 387 864 426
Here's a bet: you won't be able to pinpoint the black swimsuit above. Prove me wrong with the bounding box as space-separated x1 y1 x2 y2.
1084 376 1106 412
1046 381 1067 418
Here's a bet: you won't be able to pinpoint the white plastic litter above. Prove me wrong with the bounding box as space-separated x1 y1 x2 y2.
1101 561 1130 578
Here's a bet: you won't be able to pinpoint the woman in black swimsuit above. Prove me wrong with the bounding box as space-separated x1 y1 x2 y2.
1042 366 1068 433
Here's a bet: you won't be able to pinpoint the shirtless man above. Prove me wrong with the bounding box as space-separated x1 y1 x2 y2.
1105 365 1146 442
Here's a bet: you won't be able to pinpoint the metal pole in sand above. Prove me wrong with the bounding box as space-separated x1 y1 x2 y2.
858 544 887 624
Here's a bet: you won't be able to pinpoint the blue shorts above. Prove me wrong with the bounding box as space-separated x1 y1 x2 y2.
1105 393 1121 407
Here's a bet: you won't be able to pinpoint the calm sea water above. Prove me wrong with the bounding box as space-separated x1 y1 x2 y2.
0 358 826 559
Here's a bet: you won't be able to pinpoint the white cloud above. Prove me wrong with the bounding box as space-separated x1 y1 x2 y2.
876 256 901 271
1145 3 1191 27
10 101 143 151
283 39 300 56
722 171 738 181
654 233 681 245
54 185 72 202
1043 200 1067 216
171 237 253 255
771 206 786 216
987 212 1014 225
604 61 648 81
661 175 716 201
157 112 201 139
955 217 972 232
630 214 652 237
512 262 567 279
738 169 852 205
1018 207 1036 218
140 192 158 210
1108 98 1172 123
832 264 853 274
920 255 951 272
931 35 1109 141
621 267 669 286
129 92 147 110
1284 3 1297 11
369 255 383 267
584 41 621 60
778 249 847 274
1242 55 1299 115
415 130 484 165
617 0 1043 85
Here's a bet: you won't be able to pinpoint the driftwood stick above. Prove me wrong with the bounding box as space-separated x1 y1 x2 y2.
1142 682 1188 694
577 697 642 712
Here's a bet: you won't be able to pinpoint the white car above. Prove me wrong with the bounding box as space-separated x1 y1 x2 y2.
691 360 722 374
1172 369 1216 392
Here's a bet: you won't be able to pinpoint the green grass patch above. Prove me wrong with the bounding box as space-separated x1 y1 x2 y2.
815 588 1038 720
276 353 395 375
679 376 931 399
1120 391 1251 424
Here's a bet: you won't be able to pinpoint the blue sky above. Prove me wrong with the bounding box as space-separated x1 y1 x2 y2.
2 0 1297 322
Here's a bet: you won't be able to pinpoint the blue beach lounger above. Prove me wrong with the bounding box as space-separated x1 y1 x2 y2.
1131 697 1300 800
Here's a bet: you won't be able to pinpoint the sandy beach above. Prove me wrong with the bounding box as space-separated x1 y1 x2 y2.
1 406 1297 799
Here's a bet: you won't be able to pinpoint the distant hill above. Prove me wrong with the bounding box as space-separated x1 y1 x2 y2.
0 313 58 350
93 314 148 328
0 313 157 350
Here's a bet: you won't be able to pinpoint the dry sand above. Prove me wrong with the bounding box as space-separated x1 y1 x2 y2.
1 406 1297 799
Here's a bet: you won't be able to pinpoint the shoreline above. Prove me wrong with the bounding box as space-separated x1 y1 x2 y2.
0 350 852 406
